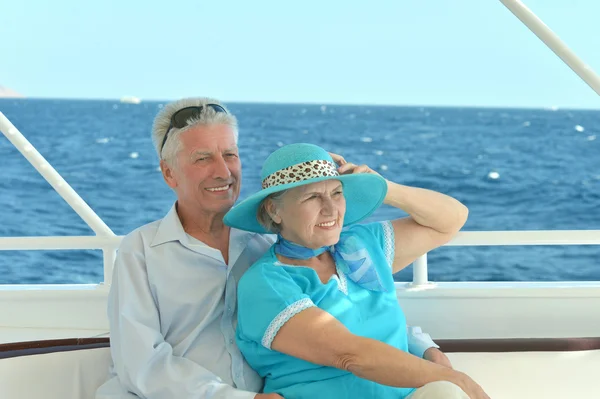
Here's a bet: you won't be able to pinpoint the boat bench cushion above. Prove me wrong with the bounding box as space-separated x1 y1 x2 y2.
0 339 599 399
448 350 600 398
0 346 111 399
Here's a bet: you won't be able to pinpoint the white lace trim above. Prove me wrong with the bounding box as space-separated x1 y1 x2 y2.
331 266 348 295
261 298 315 349
382 221 395 268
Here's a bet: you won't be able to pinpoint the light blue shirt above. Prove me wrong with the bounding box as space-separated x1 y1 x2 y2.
237 221 438 399
96 205 272 399
96 206 438 399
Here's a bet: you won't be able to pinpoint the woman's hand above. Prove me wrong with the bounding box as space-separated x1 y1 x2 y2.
328 152 381 176
255 394 284 399
424 348 453 369
328 152 347 166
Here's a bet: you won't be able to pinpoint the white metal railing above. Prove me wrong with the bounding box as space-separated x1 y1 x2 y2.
500 0 600 95
0 112 117 284
410 230 600 287
0 113 115 237
1 1 600 288
449 230 600 246
0 231 599 287
2 230 598 252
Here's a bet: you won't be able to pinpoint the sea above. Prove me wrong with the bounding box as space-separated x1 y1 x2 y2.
0 99 598 284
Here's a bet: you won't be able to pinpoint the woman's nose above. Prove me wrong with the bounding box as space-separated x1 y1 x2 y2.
321 197 335 215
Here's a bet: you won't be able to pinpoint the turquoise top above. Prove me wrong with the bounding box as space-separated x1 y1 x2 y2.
236 221 416 399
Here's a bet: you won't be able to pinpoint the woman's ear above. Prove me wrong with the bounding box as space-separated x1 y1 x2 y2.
265 199 282 224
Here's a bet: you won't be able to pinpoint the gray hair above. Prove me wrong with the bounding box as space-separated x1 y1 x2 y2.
151 97 239 165
257 190 288 233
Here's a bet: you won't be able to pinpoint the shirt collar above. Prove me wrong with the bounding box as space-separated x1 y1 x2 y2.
150 203 259 265
150 203 186 247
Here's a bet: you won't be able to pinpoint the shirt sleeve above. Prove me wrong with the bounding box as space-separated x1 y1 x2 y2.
345 223 439 358
336 221 396 292
343 221 395 269
406 326 440 358
107 234 257 399
237 264 315 350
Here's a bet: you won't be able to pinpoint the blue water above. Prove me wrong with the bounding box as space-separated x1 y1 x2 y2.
0 99 598 284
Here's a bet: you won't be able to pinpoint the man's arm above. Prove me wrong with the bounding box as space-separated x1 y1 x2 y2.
407 326 453 368
107 240 258 399
407 326 439 359
423 348 453 369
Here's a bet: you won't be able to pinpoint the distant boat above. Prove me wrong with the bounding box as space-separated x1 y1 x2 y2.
119 96 141 104
0 85 24 98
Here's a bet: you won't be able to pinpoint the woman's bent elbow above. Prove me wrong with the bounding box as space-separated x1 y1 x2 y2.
333 353 360 373
457 203 469 229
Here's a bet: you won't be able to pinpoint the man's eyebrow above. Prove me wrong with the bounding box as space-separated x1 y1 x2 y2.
191 150 212 155
189 148 238 158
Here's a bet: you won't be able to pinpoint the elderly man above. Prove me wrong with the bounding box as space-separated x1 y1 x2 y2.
95 97 449 399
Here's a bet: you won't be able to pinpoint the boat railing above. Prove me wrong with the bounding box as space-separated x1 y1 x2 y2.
500 0 600 95
1 0 599 289
0 231 599 288
2 109 600 289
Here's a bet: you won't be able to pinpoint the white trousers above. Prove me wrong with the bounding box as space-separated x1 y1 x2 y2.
406 381 470 399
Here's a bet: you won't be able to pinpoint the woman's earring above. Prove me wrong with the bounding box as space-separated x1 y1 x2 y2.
272 213 282 224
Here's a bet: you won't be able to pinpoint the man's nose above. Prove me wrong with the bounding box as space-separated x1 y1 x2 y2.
213 155 232 179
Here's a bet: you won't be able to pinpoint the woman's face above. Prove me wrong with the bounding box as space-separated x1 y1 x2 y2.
274 180 346 249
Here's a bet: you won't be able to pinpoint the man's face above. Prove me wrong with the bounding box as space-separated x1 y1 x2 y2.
163 124 241 215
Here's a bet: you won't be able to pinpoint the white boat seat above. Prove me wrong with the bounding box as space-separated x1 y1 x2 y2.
448 350 600 398
0 338 598 399
0 343 110 399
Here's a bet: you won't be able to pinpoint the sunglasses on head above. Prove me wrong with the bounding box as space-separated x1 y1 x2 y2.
160 104 228 153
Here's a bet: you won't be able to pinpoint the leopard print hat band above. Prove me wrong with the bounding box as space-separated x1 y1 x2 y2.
224 143 388 234
261 160 339 189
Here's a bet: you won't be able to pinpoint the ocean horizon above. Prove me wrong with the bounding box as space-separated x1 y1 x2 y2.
0 98 598 284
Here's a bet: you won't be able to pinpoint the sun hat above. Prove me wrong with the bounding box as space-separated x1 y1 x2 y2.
223 143 388 234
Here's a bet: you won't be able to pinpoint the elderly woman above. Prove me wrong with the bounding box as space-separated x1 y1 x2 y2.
224 143 489 399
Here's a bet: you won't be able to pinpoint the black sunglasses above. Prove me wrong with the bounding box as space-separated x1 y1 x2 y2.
160 104 228 153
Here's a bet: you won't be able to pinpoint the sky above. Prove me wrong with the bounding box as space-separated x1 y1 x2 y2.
1 0 599 109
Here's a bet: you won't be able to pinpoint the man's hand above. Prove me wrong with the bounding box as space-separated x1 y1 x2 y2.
424 347 453 369
452 371 491 399
255 394 284 399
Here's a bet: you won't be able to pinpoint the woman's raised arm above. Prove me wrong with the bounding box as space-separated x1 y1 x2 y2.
332 157 468 274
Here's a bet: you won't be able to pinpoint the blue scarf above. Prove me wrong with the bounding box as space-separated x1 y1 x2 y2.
275 235 386 292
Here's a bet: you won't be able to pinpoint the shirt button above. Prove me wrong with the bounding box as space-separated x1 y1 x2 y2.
230 339 234 344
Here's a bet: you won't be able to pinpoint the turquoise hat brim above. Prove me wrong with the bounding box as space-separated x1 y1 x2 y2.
224 173 388 234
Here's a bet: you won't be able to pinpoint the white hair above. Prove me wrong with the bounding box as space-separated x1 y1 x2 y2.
151 97 239 165
257 190 288 233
